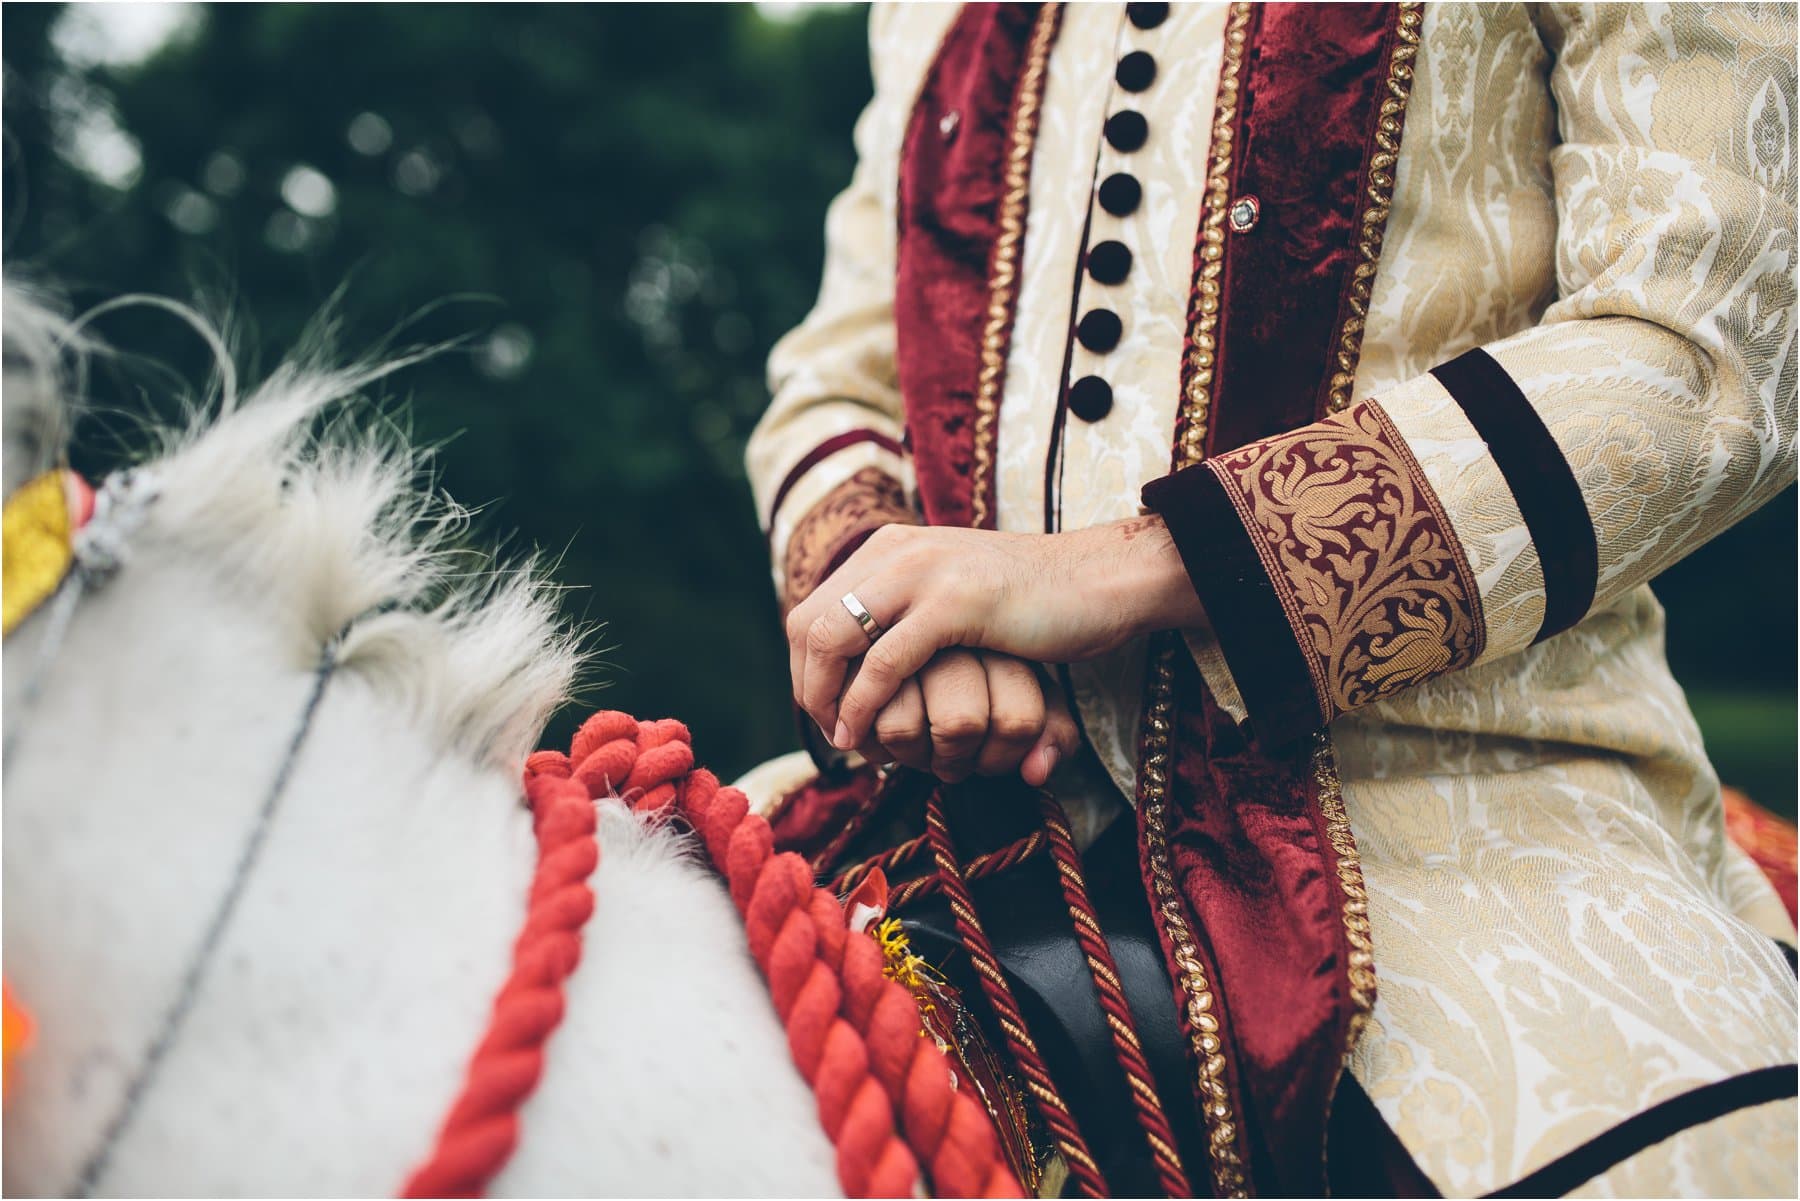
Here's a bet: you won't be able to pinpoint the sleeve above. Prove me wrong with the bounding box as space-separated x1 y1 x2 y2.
746 6 921 614
1141 3 1798 746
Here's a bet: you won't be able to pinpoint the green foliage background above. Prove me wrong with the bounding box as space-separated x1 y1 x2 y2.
4 3 1793 810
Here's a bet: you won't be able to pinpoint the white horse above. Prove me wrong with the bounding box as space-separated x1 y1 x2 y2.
0 284 842 1197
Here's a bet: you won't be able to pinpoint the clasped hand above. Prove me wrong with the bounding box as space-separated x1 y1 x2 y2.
784 517 1200 785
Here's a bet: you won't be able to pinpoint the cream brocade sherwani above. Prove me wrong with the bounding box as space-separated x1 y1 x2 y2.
746 4 1799 1194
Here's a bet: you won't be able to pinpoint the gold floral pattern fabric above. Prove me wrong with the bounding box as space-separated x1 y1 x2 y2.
1203 397 1485 723
1335 6 1799 1189
1337 588 1797 1193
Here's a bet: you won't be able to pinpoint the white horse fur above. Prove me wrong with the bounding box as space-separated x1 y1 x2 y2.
1 285 840 1197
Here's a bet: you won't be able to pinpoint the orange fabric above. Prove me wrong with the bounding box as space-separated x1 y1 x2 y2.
402 713 1021 1198
1722 787 1798 923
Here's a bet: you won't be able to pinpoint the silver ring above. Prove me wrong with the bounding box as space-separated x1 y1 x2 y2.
840 591 883 644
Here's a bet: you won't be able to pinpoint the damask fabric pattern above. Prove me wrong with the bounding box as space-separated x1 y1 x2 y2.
1332 5 1800 1189
1336 588 1798 1194
1568 1097 1798 1198
744 2 1800 1194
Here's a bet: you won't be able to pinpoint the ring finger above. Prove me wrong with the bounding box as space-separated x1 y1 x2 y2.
798 581 898 732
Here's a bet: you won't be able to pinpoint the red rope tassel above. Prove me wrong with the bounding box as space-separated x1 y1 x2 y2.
1037 795 1191 1197
923 791 1108 1198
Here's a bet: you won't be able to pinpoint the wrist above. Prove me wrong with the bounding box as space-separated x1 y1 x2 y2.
1106 515 1206 637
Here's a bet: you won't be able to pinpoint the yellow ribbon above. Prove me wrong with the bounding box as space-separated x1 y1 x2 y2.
3 470 76 636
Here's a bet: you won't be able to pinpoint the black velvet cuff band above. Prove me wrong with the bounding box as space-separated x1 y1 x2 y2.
1141 462 1321 747
1430 348 1598 643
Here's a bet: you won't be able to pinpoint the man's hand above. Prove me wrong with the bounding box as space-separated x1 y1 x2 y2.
785 516 1203 752
855 649 1079 785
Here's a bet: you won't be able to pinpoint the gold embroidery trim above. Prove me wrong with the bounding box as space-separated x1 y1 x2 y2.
1137 6 1254 1196
970 2 1059 530
1309 0 1427 1070
1142 4 1423 1189
1137 651 1247 1198
1204 398 1487 720
1325 1 1422 415
1175 1 1253 468
1310 734 1376 1044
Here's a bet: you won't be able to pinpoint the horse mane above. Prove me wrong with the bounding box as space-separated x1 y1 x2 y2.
2 282 586 766
1 281 84 500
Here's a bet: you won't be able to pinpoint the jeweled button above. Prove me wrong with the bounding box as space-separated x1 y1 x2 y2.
1069 376 1114 422
1104 110 1149 153
1087 240 1132 285
1097 173 1142 216
1126 2 1170 29
1076 309 1123 353
1116 50 1157 93
939 110 961 140
1228 194 1260 233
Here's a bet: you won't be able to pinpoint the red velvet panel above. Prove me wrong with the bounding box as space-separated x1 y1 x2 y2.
893 3 1046 529
1207 4 1404 455
1160 654 1361 1196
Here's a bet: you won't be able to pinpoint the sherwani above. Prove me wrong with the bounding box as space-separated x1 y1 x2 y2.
744 3 1799 1195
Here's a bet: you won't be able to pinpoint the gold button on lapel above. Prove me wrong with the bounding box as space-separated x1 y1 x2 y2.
1228 195 1260 233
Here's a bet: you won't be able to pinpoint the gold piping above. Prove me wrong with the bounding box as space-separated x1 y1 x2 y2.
1325 2 1422 414
1311 734 1377 1041
1311 0 1424 1063
1174 2 1253 468
1137 4 1255 1195
970 3 1060 530
1137 652 1247 1198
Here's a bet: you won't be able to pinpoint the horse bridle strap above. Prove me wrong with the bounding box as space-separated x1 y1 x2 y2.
67 631 343 1197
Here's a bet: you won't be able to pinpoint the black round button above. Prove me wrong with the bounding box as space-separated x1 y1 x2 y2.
1104 110 1149 153
1076 309 1123 354
1115 50 1157 93
1068 376 1114 422
1086 240 1132 285
1126 2 1170 30
1097 173 1142 216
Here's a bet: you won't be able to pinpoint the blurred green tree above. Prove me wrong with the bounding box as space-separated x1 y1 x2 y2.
4 1 874 774
3 2 1793 806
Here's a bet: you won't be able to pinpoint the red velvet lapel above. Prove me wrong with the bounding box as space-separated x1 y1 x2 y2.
894 3 1060 530
1146 4 1420 1196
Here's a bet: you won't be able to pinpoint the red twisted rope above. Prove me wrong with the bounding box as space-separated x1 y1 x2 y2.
1036 796 1191 1197
886 830 1046 912
400 753 601 1197
830 831 930 898
404 712 1022 1198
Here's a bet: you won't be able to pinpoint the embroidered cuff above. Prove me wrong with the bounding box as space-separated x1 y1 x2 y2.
780 466 916 613
1142 397 1486 745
